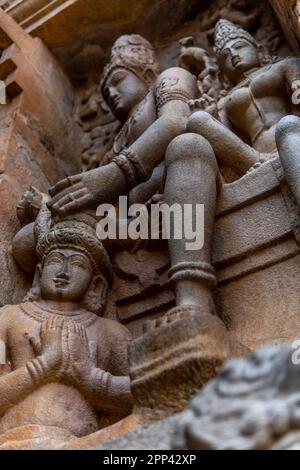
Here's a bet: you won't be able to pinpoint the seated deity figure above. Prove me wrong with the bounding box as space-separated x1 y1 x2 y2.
186 19 300 179
0 205 132 449
47 34 260 323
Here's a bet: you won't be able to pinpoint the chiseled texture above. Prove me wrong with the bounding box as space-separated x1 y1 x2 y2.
172 344 300 450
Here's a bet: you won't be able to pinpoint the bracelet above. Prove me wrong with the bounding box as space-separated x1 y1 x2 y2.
112 148 148 188
168 261 217 288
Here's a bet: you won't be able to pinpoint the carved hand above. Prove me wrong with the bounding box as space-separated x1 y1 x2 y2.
65 321 97 388
48 168 104 216
29 316 65 382
189 94 218 118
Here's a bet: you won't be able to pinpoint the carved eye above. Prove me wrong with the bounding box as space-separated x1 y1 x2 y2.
70 257 89 269
234 41 247 50
71 261 85 268
46 255 63 265
111 70 127 85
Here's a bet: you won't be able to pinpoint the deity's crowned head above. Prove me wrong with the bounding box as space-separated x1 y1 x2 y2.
33 211 113 314
214 19 261 83
101 34 160 123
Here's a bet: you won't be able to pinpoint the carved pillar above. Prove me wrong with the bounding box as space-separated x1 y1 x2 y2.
269 0 300 53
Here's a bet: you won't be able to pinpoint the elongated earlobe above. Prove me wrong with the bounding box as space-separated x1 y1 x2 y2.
82 273 108 315
24 264 42 302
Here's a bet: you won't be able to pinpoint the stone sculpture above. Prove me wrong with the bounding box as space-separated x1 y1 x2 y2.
187 19 300 180
172 343 300 450
1 0 300 450
47 33 239 324
0 202 132 449
48 22 300 322
45 32 262 421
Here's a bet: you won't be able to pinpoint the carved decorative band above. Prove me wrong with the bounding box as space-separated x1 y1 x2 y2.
168 261 217 287
156 89 192 114
112 148 148 188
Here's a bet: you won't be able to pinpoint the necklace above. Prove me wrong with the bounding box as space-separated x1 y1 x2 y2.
113 92 151 155
20 302 98 327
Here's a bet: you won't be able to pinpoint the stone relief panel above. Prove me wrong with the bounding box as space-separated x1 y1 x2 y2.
1 199 133 449
70 1 295 344
1 0 300 450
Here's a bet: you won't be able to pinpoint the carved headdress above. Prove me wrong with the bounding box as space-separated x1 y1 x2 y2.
101 34 160 95
35 208 113 286
214 19 258 56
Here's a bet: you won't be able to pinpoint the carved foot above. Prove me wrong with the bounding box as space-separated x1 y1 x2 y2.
130 305 240 423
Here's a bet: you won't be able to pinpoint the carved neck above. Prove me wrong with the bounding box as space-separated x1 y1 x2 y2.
38 299 86 315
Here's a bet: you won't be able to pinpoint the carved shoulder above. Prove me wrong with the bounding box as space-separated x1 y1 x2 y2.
276 57 300 82
102 318 132 343
100 318 132 376
0 305 16 339
154 66 198 114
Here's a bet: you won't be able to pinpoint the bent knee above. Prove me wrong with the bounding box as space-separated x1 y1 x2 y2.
166 133 215 169
187 111 214 135
276 115 300 141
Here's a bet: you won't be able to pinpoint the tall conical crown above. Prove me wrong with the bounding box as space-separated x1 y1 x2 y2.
35 208 113 286
214 19 257 56
101 34 160 95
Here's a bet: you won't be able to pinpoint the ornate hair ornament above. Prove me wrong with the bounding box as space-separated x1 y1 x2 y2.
101 34 160 95
35 208 113 286
214 19 258 56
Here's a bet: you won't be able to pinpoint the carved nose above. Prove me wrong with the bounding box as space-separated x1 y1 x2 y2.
57 261 70 279
109 89 120 105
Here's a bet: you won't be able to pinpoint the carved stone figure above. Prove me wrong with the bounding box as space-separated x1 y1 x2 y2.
47 34 221 321
172 343 300 450
45 33 257 420
48 23 298 328
187 19 300 182
0 204 132 449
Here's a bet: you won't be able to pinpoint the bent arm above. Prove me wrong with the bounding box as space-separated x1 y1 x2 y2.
83 101 192 206
82 369 132 414
0 357 50 415
49 68 198 215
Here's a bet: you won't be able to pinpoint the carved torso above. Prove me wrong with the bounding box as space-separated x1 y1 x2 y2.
225 60 298 153
0 302 130 437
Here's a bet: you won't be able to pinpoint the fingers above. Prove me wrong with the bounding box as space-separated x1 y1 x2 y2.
50 187 90 213
51 193 93 217
48 182 84 207
41 316 64 338
29 336 42 356
68 321 90 354
49 175 82 198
